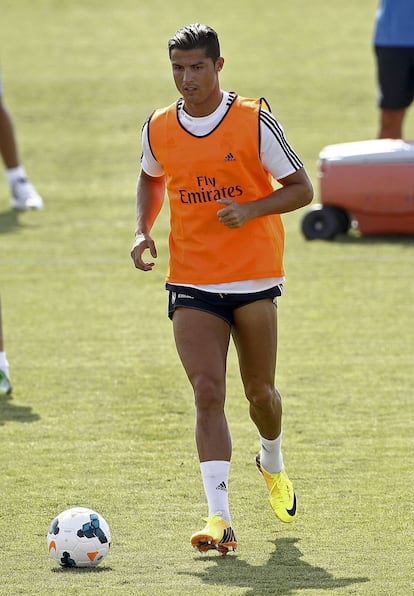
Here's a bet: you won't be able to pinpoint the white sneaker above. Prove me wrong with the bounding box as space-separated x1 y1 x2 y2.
10 177 44 211
0 369 12 396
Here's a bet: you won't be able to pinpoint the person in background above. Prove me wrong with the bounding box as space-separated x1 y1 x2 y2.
131 23 313 554
373 0 414 139
0 72 44 210
0 70 44 396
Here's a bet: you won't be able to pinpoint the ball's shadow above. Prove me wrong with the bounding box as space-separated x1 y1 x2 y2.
51 565 112 573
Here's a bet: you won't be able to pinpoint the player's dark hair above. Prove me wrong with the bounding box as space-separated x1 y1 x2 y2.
168 23 220 62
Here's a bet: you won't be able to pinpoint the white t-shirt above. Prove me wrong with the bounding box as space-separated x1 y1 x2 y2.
141 91 303 293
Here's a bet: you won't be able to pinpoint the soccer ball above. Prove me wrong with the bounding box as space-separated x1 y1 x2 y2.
47 506 111 567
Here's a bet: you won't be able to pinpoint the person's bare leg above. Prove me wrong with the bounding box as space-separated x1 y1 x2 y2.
232 299 280 440
0 100 19 168
172 307 231 461
378 108 405 139
232 298 296 523
173 307 236 550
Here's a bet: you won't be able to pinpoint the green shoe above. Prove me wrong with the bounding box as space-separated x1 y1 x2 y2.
0 370 12 396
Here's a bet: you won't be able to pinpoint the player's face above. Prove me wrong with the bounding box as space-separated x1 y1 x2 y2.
170 48 224 117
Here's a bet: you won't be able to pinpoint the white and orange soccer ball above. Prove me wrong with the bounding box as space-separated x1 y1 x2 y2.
47 506 111 567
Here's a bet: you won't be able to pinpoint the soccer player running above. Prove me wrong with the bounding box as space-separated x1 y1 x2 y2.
131 23 313 554
0 71 44 396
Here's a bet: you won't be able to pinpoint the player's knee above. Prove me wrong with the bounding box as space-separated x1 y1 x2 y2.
245 383 278 409
192 375 225 412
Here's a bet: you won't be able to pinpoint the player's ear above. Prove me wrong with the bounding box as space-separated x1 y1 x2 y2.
215 57 224 72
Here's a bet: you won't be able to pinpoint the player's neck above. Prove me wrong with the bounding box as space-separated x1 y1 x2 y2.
183 90 223 118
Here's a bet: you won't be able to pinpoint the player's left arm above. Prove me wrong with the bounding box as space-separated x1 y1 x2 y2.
217 167 313 228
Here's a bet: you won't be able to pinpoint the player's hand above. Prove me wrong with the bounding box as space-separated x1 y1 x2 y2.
217 198 250 228
130 233 157 271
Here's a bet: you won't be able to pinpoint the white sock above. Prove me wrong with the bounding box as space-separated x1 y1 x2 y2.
5 165 26 187
259 432 284 474
200 460 231 524
0 351 10 377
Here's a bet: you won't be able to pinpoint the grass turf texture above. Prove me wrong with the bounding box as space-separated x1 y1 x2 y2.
0 0 413 594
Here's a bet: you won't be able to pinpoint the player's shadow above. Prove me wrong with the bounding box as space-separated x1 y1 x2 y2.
0 393 40 426
0 208 23 234
181 537 369 595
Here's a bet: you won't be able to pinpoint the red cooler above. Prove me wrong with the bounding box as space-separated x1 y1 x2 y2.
302 139 414 239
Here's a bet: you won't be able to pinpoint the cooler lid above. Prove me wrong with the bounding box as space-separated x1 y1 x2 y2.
319 139 414 164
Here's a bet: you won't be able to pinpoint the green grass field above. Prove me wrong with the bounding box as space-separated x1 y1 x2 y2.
1 1 413 594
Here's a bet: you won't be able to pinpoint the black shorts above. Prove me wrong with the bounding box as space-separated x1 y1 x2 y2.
375 46 414 109
166 283 283 326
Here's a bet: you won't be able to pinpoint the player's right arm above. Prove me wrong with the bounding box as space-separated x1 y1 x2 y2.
130 170 165 271
131 119 166 271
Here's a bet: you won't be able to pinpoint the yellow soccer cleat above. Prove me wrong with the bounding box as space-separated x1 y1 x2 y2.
190 514 237 555
256 454 297 523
